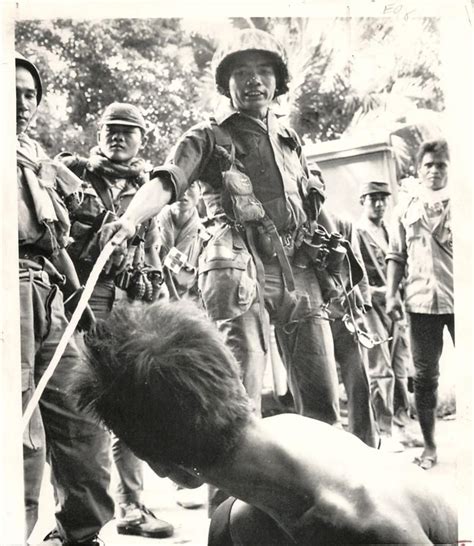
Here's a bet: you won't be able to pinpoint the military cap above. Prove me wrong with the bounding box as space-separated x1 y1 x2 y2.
359 181 391 198
99 102 146 131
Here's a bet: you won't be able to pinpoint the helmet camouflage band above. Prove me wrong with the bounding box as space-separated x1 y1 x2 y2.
212 29 290 98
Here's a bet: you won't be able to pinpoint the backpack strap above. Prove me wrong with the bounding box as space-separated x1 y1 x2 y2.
82 166 115 213
207 118 295 293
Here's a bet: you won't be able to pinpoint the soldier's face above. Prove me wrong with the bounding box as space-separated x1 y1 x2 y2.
362 193 388 222
418 152 449 191
228 51 277 119
16 66 38 135
178 182 201 211
97 124 143 163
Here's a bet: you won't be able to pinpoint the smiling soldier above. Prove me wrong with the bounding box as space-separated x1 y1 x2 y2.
99 33 343 495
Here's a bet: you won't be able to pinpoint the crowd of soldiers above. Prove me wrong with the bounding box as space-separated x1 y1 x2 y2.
16 27 455 545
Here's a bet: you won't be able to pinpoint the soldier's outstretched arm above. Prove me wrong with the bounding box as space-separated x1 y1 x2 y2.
100 175 173 247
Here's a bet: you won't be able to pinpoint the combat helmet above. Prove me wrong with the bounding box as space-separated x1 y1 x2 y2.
212 29 290 98
15 52 43 104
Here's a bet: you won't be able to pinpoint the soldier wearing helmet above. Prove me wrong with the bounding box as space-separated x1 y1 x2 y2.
15 52 115 544
101 28 343 485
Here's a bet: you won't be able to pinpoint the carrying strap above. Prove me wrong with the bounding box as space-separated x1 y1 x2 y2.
209 119 295 292
245 225 269 352
358 230 387 285
83 167 115 212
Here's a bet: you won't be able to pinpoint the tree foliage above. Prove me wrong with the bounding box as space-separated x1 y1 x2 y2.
16 16 444 176
16 18 203 164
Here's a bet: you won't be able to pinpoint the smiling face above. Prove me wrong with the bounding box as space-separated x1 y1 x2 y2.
97 123 143 163
228 51 277 119
16 66 38 135
418 152 449 191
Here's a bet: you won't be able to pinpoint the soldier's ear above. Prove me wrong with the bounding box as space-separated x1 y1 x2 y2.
96 130 101 146
139 132 148 149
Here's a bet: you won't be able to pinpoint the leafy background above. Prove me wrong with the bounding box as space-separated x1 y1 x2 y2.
16 16 446 176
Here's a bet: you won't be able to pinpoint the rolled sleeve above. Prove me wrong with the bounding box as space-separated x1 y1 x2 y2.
151 123 215 204
150 164 188 203
386 208 407 265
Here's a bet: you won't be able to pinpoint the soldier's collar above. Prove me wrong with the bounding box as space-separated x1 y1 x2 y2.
213 101 284 127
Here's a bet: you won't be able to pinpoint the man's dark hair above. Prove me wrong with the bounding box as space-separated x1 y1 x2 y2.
416 139 450 167
76 300 252 469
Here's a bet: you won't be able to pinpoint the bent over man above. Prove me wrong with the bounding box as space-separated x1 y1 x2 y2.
16 52 113 544
100 29 341 427
76 299 458 546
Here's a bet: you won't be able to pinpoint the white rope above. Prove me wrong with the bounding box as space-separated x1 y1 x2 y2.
22 241 116 430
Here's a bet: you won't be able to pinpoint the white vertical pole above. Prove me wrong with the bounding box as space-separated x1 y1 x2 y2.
439 3 473 541
1 3 26 542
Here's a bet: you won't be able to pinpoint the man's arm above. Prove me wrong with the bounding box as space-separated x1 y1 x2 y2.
385 205 408 321
100 176 173 247
100 122 214 254
385 259 405 321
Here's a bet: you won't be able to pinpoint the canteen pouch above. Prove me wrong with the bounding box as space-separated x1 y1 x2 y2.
221 165 266 224
198 225 257 320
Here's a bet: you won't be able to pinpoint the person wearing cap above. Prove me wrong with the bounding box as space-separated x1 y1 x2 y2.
99 30 341 447
59 103 174 539
356 181 414 453
385 140 454 471
15 53 114 544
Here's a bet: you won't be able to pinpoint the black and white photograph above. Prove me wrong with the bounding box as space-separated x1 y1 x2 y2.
1 1 472 544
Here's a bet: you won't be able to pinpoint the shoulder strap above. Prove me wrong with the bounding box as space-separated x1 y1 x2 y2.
358 229 387 285
209 117 233 150
83 167 115 212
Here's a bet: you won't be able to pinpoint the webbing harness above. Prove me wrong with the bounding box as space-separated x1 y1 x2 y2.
210 120 295 293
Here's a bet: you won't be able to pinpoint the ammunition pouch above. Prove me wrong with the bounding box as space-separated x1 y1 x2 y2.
198 224 257 320
18 253 66 287
221 164 266 225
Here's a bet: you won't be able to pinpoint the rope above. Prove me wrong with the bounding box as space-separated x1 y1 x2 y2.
22 241 115 430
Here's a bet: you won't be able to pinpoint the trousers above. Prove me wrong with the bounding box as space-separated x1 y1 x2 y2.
218 261 340 424
20 269 114 542
409 313 455 411
330 318 379 448
364 299 412 433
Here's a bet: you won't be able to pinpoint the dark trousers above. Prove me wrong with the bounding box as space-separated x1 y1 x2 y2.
20 272 114 542
331 319 379 448
409 312 455 411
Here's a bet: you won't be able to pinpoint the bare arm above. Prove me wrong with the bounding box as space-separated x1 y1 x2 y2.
100 176 173 248
385 259 405 321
